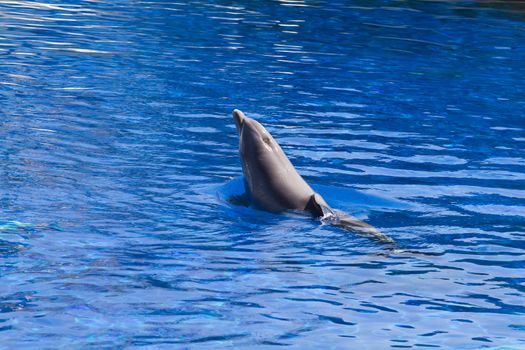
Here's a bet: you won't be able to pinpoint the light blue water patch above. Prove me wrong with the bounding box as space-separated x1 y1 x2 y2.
311 183 411 213
0 221 33 231
216 177 247 201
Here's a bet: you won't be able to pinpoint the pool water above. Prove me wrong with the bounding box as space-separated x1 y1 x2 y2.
1 0 524 348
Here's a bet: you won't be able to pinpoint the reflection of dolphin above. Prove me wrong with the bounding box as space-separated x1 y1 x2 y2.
232 109 393 244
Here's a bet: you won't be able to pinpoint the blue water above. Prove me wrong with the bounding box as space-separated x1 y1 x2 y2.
1 0 524 348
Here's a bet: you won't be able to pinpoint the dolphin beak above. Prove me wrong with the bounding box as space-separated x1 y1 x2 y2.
233 109 246 134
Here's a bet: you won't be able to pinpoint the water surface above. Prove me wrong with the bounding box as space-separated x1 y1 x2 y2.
1 0 524 348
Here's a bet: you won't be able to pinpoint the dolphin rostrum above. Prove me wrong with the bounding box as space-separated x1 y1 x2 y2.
232 109 394 244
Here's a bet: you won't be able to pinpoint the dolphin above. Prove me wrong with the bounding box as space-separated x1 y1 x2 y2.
232 109 394 244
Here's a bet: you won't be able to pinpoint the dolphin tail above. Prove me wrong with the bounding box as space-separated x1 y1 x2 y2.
334 212 395 244
306 193 395 244
338 217 394 244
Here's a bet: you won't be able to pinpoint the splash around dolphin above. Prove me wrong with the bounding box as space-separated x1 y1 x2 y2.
231 109 394 244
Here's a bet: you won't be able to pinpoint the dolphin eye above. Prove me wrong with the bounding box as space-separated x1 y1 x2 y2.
262 136 271 145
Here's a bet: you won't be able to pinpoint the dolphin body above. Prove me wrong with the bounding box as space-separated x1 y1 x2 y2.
232 109 394 244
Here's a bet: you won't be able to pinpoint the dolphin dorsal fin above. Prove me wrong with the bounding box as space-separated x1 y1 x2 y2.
306 192 334 219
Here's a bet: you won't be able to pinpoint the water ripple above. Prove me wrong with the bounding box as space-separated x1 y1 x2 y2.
1 0 524 348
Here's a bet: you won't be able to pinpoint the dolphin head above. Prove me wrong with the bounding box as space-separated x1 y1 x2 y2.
233 109 282 161
233 108 302 210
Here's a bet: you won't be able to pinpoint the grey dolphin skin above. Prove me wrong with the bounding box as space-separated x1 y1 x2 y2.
232 109 394 244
